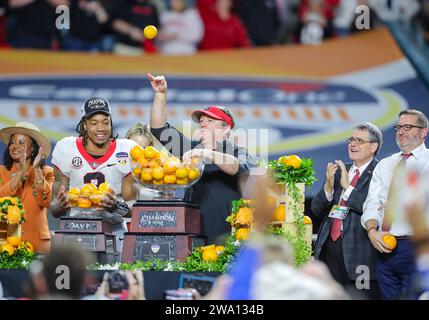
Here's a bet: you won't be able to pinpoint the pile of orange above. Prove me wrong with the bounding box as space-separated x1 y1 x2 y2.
130 145 201 186
200 244 225 262
1 238 33 255
277 154 302 169
67 182 112 208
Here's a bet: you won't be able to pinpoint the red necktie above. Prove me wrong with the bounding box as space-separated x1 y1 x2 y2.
330 168 360 241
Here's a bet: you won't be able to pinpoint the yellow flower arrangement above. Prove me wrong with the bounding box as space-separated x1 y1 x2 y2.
0 197 25 224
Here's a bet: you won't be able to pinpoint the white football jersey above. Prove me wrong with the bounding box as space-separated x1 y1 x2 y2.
52 136 137 197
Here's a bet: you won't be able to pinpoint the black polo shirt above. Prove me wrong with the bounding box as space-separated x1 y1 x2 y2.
151 123 255 244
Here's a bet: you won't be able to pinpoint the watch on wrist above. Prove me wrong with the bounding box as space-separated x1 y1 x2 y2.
115 201 131 217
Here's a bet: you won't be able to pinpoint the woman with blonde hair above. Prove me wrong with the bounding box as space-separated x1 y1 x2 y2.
125 123 160 200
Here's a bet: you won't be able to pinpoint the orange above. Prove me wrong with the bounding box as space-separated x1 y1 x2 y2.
152 167 165 180
200 244 215 252
98 182 111 194
137 155 149 168
149 159 162 169
7 236 21 247
143 25 158 40
236 228 250 241
382 234 397 250
89 190 103 205
176 177 189 185
141 168 153 182
77 198 92 208
303 216 312 224
272 205 286 221
202 248 218 262
188 168 200 180
130 145 144 161
67 188 80 204
18 240 34 254
153 179 164 185
283 155 302 169
67 187 80 195
132 167 142 178
80 183 97 196
163 160 179 175
1 243 15 255
144 146 158 159
277 155 289 164
6 206 22 224
235 207 253 226
175 167 189 179
164 174 177 184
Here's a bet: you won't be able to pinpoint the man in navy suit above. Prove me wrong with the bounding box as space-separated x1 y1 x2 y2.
311 122 382 299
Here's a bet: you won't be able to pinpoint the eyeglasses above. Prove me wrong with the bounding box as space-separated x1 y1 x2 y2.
393 124 425 131
346 137 375 145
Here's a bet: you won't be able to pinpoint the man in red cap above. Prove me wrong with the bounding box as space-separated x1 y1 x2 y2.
147 73 254 244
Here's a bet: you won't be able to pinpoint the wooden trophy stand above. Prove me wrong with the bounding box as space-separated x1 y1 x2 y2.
122 200 206 263
54 217 119 264
275 183 312 245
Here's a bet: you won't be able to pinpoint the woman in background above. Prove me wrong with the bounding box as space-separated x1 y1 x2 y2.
0 122 54 254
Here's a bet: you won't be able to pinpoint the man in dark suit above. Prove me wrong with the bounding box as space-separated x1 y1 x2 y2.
311 122 382 299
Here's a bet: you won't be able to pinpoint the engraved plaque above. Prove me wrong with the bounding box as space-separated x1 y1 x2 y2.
63 234 97 251
134 235 176 261
64 221 98 231
138 211 177 229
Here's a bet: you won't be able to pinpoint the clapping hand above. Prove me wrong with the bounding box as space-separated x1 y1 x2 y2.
335 160 350 190
324 162 338 194
33 144 45 168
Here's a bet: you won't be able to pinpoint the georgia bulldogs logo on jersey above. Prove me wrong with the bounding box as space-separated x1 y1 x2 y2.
71 157 83 169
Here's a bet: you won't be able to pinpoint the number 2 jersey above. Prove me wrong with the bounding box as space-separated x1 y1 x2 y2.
51 136 138 199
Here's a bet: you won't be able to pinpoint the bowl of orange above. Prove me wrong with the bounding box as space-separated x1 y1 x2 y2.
67 182 112 210
129 145 205 199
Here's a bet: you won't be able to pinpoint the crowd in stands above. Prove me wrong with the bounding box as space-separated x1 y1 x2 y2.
0 0 428 54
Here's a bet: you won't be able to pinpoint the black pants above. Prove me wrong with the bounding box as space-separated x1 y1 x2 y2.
320 237 380 300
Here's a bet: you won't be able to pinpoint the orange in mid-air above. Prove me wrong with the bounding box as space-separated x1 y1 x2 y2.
143 25 158 40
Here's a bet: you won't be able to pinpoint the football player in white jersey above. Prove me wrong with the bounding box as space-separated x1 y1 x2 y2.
50 97 139 256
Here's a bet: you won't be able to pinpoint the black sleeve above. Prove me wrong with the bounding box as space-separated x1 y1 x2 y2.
150 122 195 158
234 146 255 176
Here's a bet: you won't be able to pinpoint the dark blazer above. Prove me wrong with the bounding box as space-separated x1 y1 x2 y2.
311 159 379 280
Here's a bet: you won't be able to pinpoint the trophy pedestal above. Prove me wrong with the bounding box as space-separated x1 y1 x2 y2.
122 200 205 263
55 217 119 264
